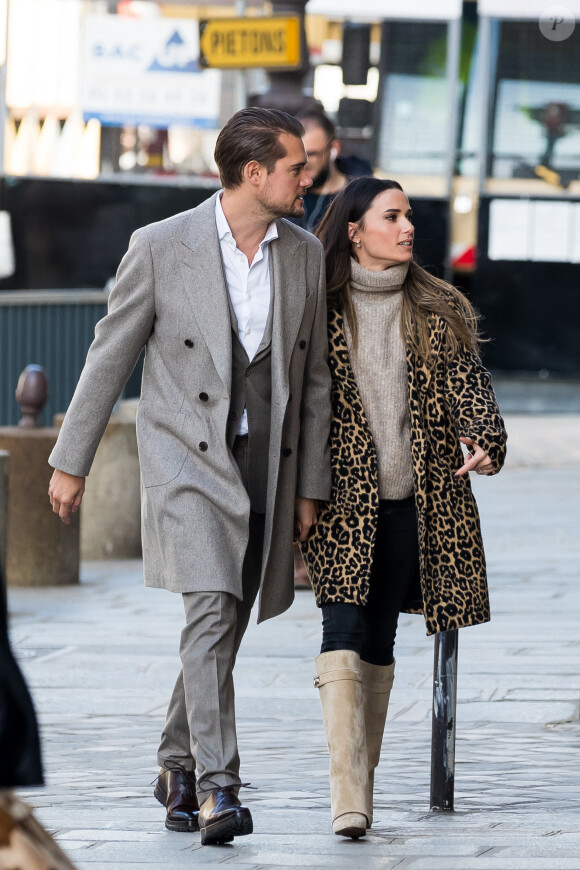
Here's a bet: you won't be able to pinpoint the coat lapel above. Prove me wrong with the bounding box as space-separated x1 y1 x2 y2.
410 313 446 396
179 193 232 391
270 220 306 402
329 309 372 431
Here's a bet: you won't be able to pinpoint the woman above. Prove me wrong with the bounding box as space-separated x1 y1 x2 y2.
302 177 507 839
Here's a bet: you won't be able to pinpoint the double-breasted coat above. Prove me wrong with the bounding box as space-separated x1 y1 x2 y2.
302 306 507 636
50 193 331 623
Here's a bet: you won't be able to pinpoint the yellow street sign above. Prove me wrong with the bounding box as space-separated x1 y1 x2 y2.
199 17 302 69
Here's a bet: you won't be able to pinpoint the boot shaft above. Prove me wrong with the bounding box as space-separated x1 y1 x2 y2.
314 650 369 834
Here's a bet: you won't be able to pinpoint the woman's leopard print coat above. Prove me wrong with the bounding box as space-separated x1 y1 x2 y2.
301 306 507 636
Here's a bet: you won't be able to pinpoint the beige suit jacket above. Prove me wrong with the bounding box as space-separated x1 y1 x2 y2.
49 193 331 622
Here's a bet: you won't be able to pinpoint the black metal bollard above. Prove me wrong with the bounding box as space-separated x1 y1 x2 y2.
430 629 459 811
15 364 48 427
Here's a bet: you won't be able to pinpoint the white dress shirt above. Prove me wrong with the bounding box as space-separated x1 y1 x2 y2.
215 193 278 435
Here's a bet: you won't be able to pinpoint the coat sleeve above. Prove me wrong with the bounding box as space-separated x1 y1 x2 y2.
296 244 332 500
444 343 507 473
49 228 156 477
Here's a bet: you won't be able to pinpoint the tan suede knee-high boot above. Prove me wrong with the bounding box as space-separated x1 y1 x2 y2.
314 650 369 838
360 659 395 828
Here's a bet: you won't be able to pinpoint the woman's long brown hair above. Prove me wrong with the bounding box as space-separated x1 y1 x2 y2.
315 177 482 360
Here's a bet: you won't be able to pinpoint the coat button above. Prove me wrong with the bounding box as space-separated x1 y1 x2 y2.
184 339 194 348
282 447 292 457
299 340 306 349
199 441 208 452
199 392 208 402
244 369 251 378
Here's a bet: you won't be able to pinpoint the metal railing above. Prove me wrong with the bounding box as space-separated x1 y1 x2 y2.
0 290 108 427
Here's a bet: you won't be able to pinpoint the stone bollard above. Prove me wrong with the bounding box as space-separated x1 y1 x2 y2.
0 450 8 580
54 399 141 560
0 366 79 586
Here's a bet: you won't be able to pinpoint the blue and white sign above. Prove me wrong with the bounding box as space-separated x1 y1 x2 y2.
82 16 221 129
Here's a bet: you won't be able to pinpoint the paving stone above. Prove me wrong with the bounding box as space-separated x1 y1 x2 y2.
7 418 580 868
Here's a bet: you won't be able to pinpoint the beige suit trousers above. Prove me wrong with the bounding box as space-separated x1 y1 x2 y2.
156 435 265 798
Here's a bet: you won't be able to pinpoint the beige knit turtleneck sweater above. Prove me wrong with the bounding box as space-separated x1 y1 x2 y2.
344 258 414 500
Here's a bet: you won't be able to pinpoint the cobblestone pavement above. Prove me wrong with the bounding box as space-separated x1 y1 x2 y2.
8 415 580 869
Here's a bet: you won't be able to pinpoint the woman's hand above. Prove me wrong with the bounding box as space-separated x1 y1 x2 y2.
454 436 495 477
293 497 318 542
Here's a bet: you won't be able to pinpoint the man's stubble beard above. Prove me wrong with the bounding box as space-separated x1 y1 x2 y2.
256 189 305 220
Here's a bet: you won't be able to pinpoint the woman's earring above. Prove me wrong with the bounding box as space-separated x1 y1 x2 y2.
355 240 361 248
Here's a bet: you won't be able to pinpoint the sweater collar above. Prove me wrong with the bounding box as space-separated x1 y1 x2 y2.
350 259 409 292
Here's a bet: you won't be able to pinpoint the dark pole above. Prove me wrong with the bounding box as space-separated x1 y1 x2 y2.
247 0 322 115
430 629 459 811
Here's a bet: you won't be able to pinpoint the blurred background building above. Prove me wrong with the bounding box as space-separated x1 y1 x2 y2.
0 0 579 425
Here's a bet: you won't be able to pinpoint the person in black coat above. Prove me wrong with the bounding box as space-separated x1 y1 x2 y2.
289 110 373 233
0 566 43 788
0 568 80 868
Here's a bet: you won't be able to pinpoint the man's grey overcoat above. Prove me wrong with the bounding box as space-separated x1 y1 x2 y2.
49 193 331 622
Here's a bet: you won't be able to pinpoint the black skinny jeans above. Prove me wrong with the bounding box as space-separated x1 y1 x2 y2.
321 495 420 666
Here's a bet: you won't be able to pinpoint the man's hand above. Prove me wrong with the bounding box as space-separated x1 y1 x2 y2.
454 436 495 477
48 470 86 524
293 497 318 542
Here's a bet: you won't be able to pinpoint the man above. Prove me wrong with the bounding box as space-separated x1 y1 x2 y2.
291 110 372 233
47 108 331 845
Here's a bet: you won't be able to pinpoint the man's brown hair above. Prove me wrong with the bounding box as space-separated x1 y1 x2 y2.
214 108 305 189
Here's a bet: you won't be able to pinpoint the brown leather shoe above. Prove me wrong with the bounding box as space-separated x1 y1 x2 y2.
198 786 253 845
154 765 199 832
